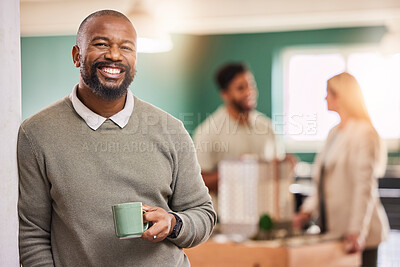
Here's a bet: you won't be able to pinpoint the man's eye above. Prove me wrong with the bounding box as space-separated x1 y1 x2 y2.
121 46 134 51
94 43 107 47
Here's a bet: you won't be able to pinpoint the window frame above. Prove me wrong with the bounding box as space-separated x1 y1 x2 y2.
273 44 400 153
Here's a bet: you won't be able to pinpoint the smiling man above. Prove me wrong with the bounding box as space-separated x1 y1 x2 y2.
193 62 285 210
17 10 215 266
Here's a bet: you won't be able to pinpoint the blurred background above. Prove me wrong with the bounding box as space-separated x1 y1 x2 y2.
8 0 400 265
20 0 400 159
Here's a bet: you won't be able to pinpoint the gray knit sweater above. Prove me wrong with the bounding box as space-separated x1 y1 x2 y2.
17 95 216 267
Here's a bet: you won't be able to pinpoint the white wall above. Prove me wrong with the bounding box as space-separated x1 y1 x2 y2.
0 0 21 265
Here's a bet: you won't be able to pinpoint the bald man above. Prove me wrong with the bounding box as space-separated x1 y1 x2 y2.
18 10 215 266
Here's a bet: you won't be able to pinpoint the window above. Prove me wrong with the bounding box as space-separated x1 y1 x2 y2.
273 46 400 152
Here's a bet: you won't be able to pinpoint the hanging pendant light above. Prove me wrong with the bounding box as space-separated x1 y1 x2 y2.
127 0 173 53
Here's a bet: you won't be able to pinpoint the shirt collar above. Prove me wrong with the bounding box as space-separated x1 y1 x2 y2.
69 85 134 130
222 105 257 128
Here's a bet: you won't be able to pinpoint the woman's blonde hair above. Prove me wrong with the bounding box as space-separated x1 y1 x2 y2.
328 72 387 176
327 72 371 122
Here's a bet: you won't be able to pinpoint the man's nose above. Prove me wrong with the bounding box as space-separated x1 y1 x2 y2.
245 86 256 96
105 45 123 61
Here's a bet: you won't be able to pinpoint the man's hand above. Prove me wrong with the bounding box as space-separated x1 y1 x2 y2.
344 233 364 254
292 211 311 231
141 204 177 242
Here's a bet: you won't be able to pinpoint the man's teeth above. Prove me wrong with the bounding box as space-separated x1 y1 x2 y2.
102 67 121 74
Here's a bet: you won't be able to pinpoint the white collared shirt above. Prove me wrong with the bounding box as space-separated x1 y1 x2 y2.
69 85 134 130
193 106 285 172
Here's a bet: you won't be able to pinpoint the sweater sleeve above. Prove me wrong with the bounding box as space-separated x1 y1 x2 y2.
347 129 379 240
167 123 217 248
17 126 55 266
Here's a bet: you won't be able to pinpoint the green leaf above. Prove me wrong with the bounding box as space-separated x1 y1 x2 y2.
259 214 274 231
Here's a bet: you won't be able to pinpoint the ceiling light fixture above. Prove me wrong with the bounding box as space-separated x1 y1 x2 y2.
127 0 173 53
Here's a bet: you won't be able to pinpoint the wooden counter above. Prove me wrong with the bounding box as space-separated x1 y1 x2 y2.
184 238 361 267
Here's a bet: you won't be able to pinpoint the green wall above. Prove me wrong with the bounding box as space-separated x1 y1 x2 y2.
21 26 388 162
21 36 79 119
20 35 199 122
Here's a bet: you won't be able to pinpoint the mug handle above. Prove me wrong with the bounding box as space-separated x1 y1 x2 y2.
142 210 149 231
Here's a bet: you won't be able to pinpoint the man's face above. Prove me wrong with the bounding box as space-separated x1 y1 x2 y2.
76 16 137 100
222 71 258 112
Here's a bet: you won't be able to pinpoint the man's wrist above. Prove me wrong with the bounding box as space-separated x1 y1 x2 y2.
168 213 177 235
167 212 183 238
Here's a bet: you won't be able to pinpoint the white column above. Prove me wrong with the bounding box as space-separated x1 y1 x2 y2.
0 0 21 265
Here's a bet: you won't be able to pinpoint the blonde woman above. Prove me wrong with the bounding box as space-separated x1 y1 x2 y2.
293 72 389 267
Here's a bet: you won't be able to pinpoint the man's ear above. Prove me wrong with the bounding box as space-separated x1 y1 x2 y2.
72 45 81 68
220 90 229 103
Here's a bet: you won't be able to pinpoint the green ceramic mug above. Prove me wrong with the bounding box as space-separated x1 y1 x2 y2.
112 202 149 239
